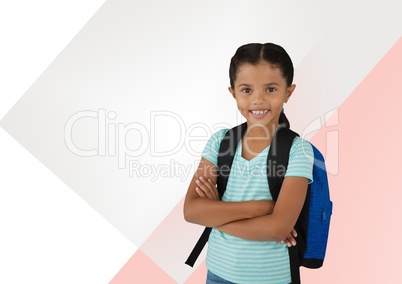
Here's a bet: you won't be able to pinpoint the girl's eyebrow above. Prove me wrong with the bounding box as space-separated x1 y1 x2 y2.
237 82 280 87
265 82 280 86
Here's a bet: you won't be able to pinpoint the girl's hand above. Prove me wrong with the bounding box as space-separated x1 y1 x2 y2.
278 228 297 247
195 176 219 200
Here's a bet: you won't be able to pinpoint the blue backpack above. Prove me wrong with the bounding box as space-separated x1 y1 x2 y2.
185 123 333 284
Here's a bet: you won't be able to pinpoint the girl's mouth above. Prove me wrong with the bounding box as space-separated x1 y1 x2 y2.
249 109 269 118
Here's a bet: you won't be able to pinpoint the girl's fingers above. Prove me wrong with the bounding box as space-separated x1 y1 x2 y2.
196 176 219 200
208 179 219 199
283 238 293 247
205 178 219 200
195 187 206 197
281 230 298 247
200 176 213 190
196 177 214 199
286 235 297 246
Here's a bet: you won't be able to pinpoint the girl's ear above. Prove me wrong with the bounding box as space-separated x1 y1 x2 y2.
228 86 236 99
284 84 296 103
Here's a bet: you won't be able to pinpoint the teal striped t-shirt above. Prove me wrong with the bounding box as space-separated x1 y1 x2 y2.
202 128 314 284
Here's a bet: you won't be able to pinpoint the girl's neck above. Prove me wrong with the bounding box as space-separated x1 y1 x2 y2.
245 121 280 140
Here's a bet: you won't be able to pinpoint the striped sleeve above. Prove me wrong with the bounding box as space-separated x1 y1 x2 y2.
285 136 314 184
201 128 228 166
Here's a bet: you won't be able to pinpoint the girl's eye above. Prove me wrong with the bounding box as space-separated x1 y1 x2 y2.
241 88 251 94
266 87 276 93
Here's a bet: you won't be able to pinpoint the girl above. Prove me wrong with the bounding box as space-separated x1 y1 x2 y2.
183 43 314 284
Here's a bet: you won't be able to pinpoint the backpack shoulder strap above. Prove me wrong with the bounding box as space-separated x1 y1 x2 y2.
184 227 212 267
267 126 303 283
267 126 299 201
185 122 247 267
217 122 247 198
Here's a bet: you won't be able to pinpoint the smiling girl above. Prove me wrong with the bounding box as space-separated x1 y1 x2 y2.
184 43 314 284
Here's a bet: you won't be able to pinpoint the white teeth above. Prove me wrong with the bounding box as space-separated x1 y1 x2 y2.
251 110 268 115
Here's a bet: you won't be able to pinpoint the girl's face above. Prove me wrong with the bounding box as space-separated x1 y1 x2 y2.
229 61 295 133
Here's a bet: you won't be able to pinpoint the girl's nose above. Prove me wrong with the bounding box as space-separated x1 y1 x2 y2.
252 91 265 104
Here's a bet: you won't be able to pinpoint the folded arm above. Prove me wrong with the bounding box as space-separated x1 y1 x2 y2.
215 176 308 242
183 157 275 227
